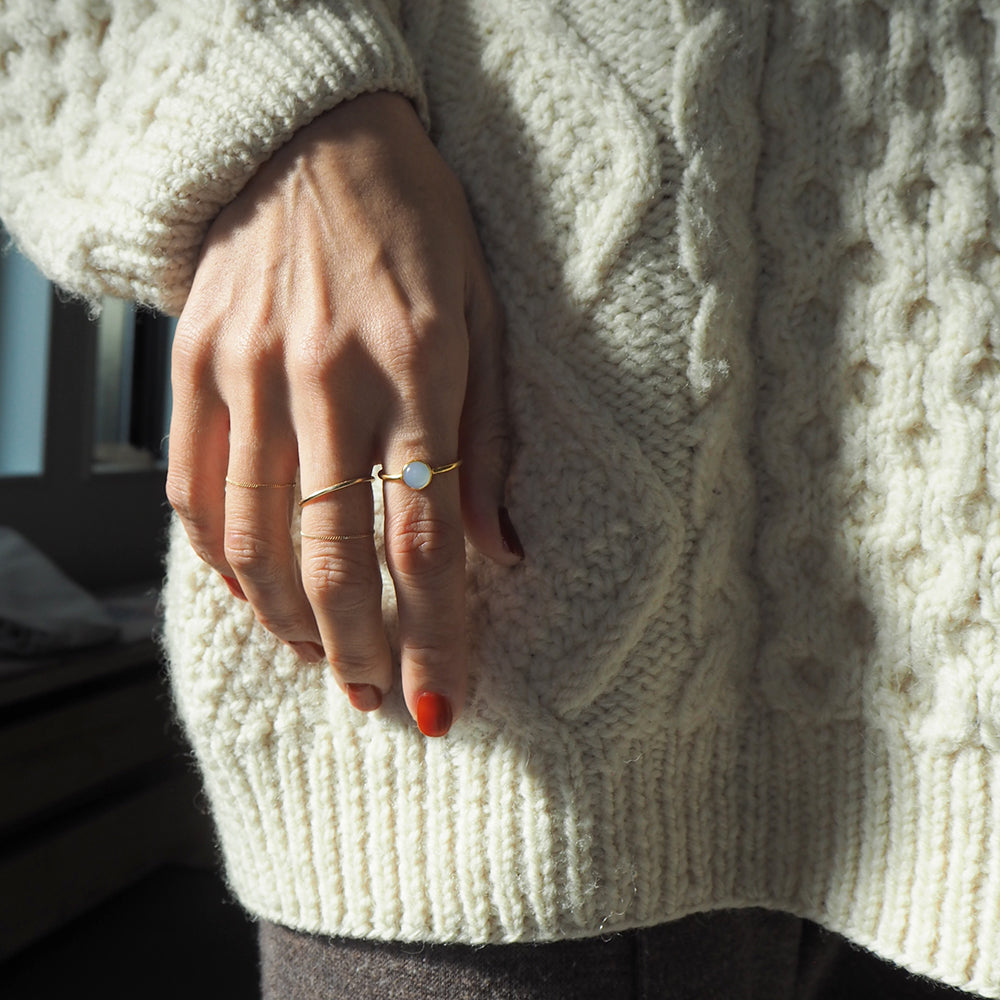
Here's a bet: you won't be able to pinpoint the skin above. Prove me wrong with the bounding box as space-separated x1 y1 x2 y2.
165 91 520 733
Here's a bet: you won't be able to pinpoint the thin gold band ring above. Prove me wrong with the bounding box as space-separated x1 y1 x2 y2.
225 477 296 489
300 531 375 542
299 475 376 507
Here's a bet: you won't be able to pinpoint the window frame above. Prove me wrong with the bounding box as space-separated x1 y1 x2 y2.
0 290 170 590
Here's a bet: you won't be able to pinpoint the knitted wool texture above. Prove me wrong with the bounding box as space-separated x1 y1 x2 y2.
3 1 1000 996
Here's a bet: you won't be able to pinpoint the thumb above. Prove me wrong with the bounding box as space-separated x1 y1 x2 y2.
459 281 524 565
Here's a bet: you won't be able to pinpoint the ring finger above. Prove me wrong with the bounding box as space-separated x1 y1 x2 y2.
381 441 466 737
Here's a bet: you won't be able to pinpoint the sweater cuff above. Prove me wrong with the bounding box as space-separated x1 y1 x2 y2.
0 1 427 314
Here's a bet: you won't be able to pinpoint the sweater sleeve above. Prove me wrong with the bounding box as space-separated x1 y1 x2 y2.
0 0 427 314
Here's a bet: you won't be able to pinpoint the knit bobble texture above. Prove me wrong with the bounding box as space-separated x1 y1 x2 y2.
163 0 999 992
756 0 1000 750
3 0 999 995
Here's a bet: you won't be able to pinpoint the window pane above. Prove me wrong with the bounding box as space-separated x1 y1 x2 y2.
94 297 136 457
0 244 51 477
93 302 174 470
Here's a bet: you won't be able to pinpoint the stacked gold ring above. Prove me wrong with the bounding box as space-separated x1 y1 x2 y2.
237 458 461 507
300 531 375 542
225 478 296 489
299 475 376 507
377 460 461 490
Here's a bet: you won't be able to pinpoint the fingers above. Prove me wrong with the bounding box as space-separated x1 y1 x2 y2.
222 402 323 658
163 92 523 736
165 333 234 577
459 283 524 564
296 417 393 704
168 325 327 665
382 446 468 737
167 290 520 736
377 307 473 737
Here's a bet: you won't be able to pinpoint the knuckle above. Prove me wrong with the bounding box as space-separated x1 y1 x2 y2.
328 652 383 683
171 325 223 393
223 527 282 579
252 607 304 640
176 291 221 338
164 475 196 522
222 334 277 386
390 515 465 580
405 638 463 666
381 313 467 388
170 324 210 380
381 305 429 347
301 551 381 614
165 477 216 543
289 328 354 389
166 488 221 569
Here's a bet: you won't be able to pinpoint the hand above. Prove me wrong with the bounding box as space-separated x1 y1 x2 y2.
166 92 523 736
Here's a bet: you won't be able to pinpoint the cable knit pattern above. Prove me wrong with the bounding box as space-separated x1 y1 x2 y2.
5 1 1000 995
752 2 1000 987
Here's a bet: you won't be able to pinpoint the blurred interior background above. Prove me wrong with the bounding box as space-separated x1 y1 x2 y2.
0 235 258 998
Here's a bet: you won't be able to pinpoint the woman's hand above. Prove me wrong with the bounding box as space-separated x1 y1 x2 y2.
165 92 522 736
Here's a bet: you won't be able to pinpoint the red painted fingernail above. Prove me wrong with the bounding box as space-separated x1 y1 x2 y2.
498 507 525 560
346 683 383 712
416 691 453 737
221 574 247 601
289 641 326 664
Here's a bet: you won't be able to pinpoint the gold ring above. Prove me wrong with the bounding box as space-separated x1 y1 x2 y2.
225 477 296 489
301 531 375 542
377 459 461 490
299 475 376 507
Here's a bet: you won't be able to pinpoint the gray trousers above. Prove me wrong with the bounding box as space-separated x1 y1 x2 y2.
259 909 973 999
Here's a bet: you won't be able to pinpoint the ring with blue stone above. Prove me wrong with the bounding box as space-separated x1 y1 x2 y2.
378 459 461 491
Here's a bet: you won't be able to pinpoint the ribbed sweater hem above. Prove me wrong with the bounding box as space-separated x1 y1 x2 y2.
184 705 999 997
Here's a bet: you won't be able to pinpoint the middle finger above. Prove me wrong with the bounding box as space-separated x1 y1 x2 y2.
297 427 394 704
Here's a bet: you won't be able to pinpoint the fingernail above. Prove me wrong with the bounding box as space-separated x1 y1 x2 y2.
346 683 383 712
498 506 525 560
221 574 247 601
416 691 453 737
289 641 325 664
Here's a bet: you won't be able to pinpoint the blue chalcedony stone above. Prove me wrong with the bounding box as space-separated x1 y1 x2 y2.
402 461 433 489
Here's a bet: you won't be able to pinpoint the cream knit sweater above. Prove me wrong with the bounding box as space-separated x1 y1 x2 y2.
3 0 1000 994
